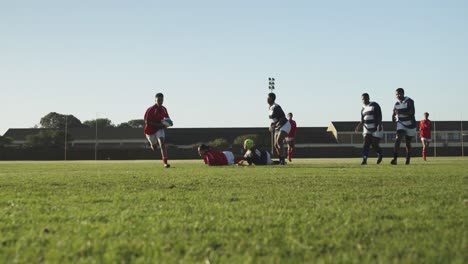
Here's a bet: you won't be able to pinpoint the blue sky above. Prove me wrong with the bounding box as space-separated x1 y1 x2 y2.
1 0 467 135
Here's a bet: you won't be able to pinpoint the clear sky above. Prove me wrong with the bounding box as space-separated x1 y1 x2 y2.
1 0 467 135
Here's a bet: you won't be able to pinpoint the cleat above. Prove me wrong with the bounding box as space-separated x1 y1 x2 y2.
361 160 367 165
279 160 286 165
405 159 410 165
164 164 171 168
390 159 397 165
376 155 383 164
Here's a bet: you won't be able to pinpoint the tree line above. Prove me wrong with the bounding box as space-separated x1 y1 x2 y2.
0 112 145 149
0 112 262 149
39 112 145 129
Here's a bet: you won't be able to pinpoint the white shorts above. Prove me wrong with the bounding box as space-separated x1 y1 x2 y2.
396 123 417 137
285 137 295 142
276 121 291 134
145 129 165 146
421 137 432 142
222 151 235 165
363 127 384 139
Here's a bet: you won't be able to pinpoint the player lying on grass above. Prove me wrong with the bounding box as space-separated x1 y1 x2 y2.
197 144 242 166
237 139 279 166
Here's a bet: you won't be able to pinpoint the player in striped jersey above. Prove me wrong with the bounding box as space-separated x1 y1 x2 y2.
391 88 417 165
354 93 383 165
268 93 291 165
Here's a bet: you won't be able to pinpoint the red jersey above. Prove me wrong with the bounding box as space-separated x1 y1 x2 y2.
419 119 432 139
287 119 297 138
202 149 228 166
144 104 169 135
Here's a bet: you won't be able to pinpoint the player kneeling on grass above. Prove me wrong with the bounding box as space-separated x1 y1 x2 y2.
198 144 242 166
237 139 278 166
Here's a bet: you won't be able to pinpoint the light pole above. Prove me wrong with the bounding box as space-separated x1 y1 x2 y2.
95 115 98 161
433 121 437 157
268 77 275 155
64 115 68 160
269 77 275 93
461 117 464 157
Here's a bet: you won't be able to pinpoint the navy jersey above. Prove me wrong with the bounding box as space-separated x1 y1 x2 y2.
394 97 416 129
361 102 382 133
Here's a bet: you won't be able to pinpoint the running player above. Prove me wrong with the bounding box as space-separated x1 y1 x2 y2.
285 112 297 162
144 93 171 168
354 93 383 165
391 88 417 165
419 112 433 161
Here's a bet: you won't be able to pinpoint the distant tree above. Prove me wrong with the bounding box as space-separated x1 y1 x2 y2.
40 112 84 129
83 118 115 128
127 119 145 128
0 136 13 148
233 134 260 146
116 122 132 128
208 138 230 148
24 130 72 148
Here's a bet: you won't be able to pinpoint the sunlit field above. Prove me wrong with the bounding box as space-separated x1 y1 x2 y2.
0 158 466 263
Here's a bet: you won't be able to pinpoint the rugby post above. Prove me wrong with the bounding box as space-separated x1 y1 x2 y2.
269 77 275 155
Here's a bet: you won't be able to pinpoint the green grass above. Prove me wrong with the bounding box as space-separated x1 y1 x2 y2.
0 158 466 263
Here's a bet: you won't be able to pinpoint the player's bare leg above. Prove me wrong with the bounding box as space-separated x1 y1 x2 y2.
362 135 372 165
372 137 383 164
405 136 412 165
275 131 288 165
287 141 294 162
422 140 429 161
158 137 170 168
391 131 404 165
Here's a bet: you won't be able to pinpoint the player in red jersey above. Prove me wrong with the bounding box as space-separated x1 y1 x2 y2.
285 112 297 162
144 93 171 168
198 144 241 166
419 112 433 161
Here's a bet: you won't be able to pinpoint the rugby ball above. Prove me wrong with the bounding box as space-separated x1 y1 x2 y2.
161 118 173 127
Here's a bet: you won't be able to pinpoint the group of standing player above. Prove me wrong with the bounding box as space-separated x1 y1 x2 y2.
355 88 433 165
142 88 431 168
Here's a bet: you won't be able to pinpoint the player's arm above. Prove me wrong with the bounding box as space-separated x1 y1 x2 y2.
375 104 383 130
392 107 397 122
354 121 363 133
408 99 415 117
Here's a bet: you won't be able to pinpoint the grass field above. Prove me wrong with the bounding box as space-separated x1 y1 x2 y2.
0 158 466 263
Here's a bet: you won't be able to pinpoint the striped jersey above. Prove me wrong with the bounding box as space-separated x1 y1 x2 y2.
269 104 287 128
394 97 416 129
361 102 382 132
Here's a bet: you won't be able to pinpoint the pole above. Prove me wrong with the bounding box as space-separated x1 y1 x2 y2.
268 77 275 155
95 116 98 161
461 115 464 157
433 121 437 157
64 115 68 160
